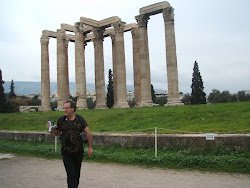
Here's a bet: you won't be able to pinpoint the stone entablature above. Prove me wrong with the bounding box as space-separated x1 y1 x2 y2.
40 1 183 111
80 16 121 28
139 1 170 15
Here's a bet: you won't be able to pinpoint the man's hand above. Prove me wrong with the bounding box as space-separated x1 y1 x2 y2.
46 122 50 130
84 126 93 157
87 147 93 157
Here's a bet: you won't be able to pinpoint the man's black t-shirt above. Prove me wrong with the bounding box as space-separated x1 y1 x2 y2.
57 115 88 153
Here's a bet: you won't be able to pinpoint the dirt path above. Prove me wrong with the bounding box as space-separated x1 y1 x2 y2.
0 154 249 188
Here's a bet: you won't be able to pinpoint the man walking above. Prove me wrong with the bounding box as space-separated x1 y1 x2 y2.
47 100 93 188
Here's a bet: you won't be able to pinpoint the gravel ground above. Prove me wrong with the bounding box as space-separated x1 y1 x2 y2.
0 154 249 188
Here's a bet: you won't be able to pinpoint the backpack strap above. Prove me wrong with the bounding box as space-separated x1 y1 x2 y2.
76 114 84 132
76 114 88 144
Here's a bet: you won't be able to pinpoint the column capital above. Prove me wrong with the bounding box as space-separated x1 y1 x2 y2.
131 27 139 38
112 21 126 33
40 35 49 45
135 14 150 27
92 27 104 41
57 29 66 40
163 7 175 22
75 22 84 33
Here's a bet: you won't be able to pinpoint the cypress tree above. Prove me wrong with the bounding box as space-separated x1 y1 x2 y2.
106 69 114 108
0 69 6 112
9 79 16 99
190 61 206 104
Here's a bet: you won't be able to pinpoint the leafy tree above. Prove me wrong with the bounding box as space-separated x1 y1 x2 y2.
154 97 168 106
238 91 250 101
50 101 58 111
190 61 206 104
0 69 6 113
230 94 238 102
9 79 16 99
220 91 233 103
208 89 220 103
151 84 156 103
208 89 238 104
28 95 41 106
181 93 191 105
87 98 96 109
106 69 114 108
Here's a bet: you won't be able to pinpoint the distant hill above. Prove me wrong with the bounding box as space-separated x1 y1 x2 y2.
3 81 165 95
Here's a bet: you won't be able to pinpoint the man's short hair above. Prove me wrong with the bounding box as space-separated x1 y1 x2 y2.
64 99 77 112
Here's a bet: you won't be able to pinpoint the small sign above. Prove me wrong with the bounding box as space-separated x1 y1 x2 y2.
206 133 215 140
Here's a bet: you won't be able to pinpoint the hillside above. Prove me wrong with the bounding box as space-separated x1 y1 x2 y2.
0 101 249 134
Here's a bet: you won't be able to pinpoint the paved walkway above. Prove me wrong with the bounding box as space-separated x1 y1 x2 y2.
0 154 249 188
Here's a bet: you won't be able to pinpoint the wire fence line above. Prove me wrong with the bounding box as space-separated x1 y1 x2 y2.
106 127 250 134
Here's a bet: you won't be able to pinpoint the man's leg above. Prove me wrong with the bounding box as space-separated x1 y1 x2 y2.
74 150 84 187
62 149 78 188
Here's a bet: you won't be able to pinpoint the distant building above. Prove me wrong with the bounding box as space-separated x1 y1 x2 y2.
87 91 96 101
127 91 135 101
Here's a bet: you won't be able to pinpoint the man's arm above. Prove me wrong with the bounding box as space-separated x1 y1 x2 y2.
84 126 93 156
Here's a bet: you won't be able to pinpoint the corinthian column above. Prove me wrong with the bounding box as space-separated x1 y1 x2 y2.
135 14 153 107
112 21 129 108
40 35 51 111
163 7 183 106
57 29 69 110
131 28 141 107
92 27 107 109
75 23 87 109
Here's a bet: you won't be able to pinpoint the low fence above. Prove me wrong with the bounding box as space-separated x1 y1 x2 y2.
0 130 249 149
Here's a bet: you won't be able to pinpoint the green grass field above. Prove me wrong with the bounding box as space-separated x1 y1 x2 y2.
0 139 249 173
0 101 249 134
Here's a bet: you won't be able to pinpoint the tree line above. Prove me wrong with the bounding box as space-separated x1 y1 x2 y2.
180 61 250 105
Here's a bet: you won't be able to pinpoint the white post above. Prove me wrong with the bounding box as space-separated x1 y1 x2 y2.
155 127 157 158
55 136 57 152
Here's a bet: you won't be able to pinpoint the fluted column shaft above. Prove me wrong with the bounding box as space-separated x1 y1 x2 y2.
131 28 141 107
75 23 87 109
92 27 107 109
57 29 69 110
112 22 129 108
163 7 183 106
110 34 117 106
135 15 153 107
65 38 70 100
40 35 51 111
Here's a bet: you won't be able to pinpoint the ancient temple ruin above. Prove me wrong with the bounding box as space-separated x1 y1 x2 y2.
40 1 183 111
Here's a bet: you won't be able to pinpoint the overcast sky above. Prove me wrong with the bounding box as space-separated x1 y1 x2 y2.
0 0 249 94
